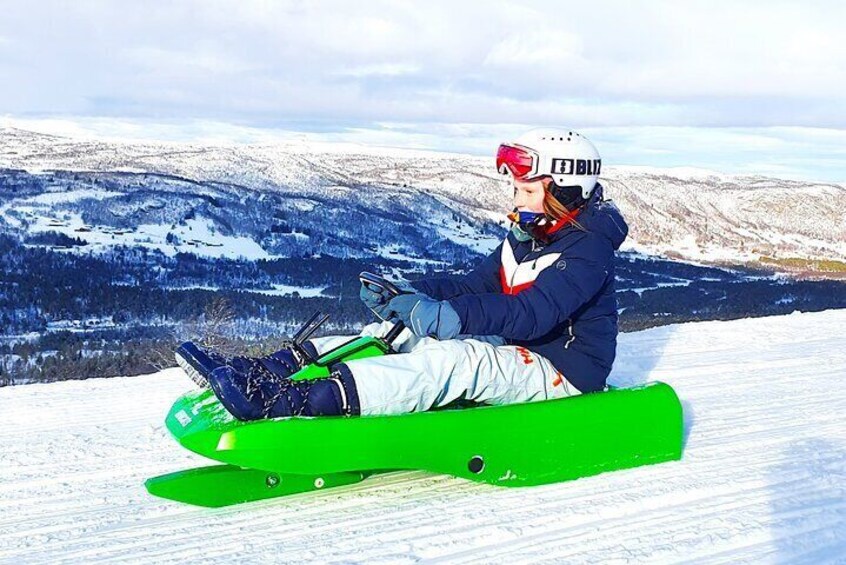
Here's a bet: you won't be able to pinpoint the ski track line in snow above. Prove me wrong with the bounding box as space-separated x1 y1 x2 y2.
20 474 480 564
427 482 843 564
0 310 845 563
0 360 840 560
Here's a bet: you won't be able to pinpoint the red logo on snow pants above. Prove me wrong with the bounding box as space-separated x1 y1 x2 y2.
516 347 534 365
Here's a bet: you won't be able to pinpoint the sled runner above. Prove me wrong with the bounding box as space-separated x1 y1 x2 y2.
146 274 683 507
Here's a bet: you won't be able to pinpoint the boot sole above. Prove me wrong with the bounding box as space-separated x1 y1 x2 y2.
175 348 211 389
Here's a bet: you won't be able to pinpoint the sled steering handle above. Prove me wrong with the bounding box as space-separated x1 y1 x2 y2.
359 271 407 347
359 271 404 298
382 319 405 345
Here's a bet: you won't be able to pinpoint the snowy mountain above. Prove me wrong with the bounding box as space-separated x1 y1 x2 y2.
0 127 505 262
1 309 843 562
1 126 844 271
2 126 845 387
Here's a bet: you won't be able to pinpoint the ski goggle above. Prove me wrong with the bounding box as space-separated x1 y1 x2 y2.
496 144 540 180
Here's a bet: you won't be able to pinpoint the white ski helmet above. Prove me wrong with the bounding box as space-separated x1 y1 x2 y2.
497 128 601 199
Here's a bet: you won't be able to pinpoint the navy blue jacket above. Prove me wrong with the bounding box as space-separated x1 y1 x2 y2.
412 184 628 393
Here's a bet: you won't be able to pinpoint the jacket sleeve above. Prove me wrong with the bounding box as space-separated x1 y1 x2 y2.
409 243 502 300
447 237 613 340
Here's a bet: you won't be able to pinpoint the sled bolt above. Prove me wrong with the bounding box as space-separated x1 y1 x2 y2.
266 473 280 488
314 477 325 489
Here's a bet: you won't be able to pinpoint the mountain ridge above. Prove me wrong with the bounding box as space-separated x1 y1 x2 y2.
1 127 844 272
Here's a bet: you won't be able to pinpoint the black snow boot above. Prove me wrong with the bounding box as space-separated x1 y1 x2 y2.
207 362 360 421
175 340 308 388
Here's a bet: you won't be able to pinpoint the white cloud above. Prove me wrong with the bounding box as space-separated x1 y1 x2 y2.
3 1 844 121
335 63 420 78
121 46 261 75
0 1 844 180
483 30 584 67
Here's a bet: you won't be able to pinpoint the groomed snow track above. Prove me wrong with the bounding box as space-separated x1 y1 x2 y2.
1 309 844 563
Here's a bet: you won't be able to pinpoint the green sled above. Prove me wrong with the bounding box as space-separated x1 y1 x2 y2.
147 311 683 507
146 374 683 507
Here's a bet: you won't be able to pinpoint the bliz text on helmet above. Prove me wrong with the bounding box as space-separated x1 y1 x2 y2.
550 158 601 176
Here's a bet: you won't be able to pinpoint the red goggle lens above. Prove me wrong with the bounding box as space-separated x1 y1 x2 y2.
496 144 537 180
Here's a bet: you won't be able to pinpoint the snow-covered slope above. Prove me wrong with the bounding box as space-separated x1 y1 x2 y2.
1 127 844 267
1 309 843 563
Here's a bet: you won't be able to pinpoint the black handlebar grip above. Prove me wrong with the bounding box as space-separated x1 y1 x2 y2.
359 271 404 298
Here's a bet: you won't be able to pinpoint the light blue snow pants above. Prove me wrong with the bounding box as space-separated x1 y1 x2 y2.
310 321 581 416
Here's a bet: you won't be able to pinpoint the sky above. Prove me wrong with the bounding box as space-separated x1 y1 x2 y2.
1 0 845 182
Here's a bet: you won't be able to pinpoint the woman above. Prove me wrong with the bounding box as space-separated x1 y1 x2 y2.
177 128 628 420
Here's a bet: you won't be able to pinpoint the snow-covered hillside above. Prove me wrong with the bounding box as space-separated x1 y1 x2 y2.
1 126 844 268
1 309 843 563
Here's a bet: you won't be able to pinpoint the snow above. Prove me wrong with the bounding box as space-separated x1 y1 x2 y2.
247 284 329 298
374 244 446 265
0 309 844 562
627 277 693 297
433 223 501 256
611 164 738 181
45 317 116 332
160 284 329 297
134 217 273 260
0 190 124 228
22 213 275 261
